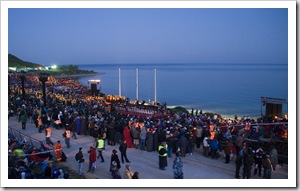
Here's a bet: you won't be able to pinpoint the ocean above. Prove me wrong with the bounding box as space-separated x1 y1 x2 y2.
76 63 288 119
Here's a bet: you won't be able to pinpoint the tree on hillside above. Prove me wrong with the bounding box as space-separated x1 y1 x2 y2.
68 64 78 71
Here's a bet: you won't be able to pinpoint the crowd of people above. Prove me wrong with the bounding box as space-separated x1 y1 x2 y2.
8 72 288 179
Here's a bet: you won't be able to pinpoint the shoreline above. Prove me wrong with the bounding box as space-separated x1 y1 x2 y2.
52 72 105 79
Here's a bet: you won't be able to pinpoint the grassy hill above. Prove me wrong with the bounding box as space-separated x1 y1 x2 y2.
8 54 43 68
8 54 97 76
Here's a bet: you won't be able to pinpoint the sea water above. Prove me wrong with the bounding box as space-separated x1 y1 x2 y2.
76 63 288 119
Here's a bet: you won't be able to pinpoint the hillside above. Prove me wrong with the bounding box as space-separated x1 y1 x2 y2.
8 54 43 68
8 54 97 76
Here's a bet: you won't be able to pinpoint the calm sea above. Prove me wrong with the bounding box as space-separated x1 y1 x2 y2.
76 63 288 119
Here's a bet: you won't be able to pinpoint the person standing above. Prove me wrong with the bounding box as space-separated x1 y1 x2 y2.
269 145 278 170
124 164 133 179
87 146 97 173
64 128 71 148
110 149 121 170
224 139 233 163
37 116 43 133
210 138 219 159
262 154 275 179
158 142 168 170
41 113 48 129
20 111 28 130
131 126 140 149
45 126 54 145
187 131 195 156
166 133 175 157
203 135 210 157
178 134 188 157
146 128 154 152
253 147 263 177
70 119 77 139
119 140 131 163
235 133 244 154
242 150 254 179
195 125 203 148
75 147 85 176
107 122 116 146
96 136 105 162
75 115 82 135
235 150 243 179
32 109 39 127
173 151 183 179
110 161 121 179
123 126 133 148
139 126 147 150
53 140 62 162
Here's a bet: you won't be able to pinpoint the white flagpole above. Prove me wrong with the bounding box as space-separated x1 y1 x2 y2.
136 68 138 101
154 69 157 104
119 68 121 96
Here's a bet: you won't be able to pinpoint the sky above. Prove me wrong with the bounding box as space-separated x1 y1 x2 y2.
8 8 288 66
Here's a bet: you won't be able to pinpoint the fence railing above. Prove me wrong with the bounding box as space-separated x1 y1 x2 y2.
8 127 42 149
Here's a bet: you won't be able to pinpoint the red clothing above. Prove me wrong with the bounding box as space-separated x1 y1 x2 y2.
89 148 97 163
30 150 48 162
54 143 62 162
123 126 133 148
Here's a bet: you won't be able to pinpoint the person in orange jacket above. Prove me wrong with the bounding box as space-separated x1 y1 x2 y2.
54 140 62 162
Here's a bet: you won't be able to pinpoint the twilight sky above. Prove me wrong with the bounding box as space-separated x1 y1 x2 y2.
8 8 288 65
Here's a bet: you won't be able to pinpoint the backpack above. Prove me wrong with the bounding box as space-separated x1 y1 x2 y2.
75 152 79 161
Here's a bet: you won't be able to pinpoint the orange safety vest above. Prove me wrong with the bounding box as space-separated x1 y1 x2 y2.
66 130 71 138
244 123 250 131
210 131 215 140
37 118 42 127
46 128 52 137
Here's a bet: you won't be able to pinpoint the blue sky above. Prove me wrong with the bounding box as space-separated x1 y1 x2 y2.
8 8 288 65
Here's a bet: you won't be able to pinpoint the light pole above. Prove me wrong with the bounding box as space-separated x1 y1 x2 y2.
8 72 12 96
39 73 49 106
19 71 26 100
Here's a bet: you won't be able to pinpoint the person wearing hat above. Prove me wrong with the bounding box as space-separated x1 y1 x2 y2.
124 164 133 179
